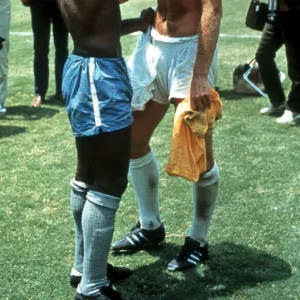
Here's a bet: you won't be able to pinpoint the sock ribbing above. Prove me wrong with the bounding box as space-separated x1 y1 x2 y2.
87 190 120 210
80 191 120 296
70 179 91 273
129 151 162 230
189 162 220 246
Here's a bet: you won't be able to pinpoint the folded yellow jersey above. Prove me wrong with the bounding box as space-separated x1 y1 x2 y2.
165 89 222 182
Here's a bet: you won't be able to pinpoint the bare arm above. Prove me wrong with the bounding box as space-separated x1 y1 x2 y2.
20 0 32 7
190 0 222 111
121 8 155 36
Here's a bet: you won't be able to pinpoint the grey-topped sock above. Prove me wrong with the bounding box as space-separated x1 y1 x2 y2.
70 179 91 273
79 190 120 296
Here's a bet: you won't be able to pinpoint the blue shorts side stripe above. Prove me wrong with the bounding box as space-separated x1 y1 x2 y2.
88 57 102 127
62 54 133 137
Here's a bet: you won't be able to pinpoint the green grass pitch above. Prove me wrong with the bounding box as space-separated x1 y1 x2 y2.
0 0 299 299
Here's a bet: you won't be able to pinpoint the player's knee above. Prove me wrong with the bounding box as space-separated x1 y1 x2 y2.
115 176 129 196
130 138 151 158
75 167 93 185
194 162 220 216
70 179 91 215
93 176 128 198
170 97 184 109
131 119 153 158
198 161 220 187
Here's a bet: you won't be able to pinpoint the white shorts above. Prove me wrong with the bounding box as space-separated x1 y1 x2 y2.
127 28 218 111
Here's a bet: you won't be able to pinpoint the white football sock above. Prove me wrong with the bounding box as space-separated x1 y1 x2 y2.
70 179 91 273
79 190 120 296
71 267 82 277
129 150 162 230
189 161 220 246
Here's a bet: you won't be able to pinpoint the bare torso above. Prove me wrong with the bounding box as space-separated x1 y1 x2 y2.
155 0 201 37
58 0 122 57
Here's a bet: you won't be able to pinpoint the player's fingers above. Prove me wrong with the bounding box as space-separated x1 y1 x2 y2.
191 98 201 111
190 99 196 111
204 94 211 109
140 8 149 17
200 93 210 109
195 100 205 112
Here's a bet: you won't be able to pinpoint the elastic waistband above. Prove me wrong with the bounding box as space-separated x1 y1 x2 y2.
71 51 124 61
151 28 198 43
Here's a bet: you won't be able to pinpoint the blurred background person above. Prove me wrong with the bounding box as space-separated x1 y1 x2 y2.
21 0 68 107
258 0 300 124
0 0 11 116
257 21 286 116
276 0 300 124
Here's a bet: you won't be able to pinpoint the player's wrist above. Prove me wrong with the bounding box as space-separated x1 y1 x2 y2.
192 74 208 81
138 17 150 32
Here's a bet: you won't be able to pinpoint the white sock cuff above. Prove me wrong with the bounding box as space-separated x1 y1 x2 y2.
71 267 82 277
71 178 92 192
87 190 121 210
130 151 155 169
78 279 109 297
198 161 220 187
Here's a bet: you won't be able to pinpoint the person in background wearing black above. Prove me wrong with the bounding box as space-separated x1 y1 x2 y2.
259 0 300 124
276 0 300 124
257 22 286 116
21 0 68 107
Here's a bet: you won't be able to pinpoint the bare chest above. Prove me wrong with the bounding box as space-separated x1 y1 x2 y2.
157 0 200 21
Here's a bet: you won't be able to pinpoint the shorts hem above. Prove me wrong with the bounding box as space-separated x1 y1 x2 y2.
169 93 189 100
131 97 169 111
72 119 133 137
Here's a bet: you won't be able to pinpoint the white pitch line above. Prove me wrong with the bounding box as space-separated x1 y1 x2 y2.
10 32 33 36
10 32 261 39
219 33 261 39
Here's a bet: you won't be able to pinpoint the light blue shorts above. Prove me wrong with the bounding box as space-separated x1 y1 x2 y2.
62 54 133 137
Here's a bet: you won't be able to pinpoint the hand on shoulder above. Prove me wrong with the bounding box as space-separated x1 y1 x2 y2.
139 7 156 33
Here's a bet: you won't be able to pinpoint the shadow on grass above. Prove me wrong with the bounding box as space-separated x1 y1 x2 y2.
0 125 27 139
44 94 65 107
219 89 262 101
115 242 292 300
2 105 59 121
288 122 300 128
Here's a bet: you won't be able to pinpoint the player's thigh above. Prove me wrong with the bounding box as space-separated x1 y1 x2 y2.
75 137 94 185
85 126 131 197
131 100 169 158
204 123 214 171
170 97 184 109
